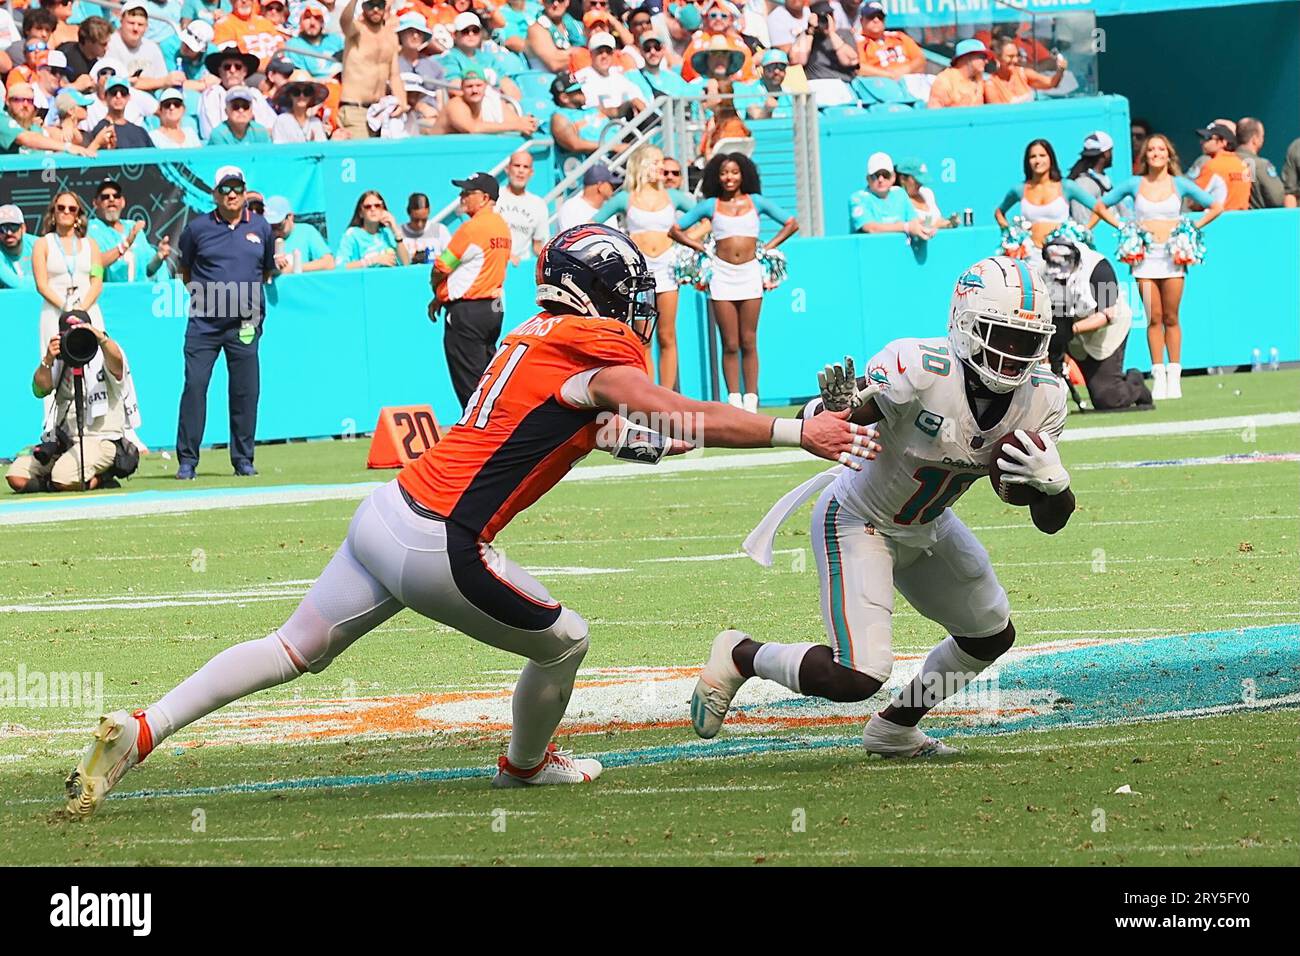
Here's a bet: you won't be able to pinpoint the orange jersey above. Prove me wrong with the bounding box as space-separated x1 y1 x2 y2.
858 31 923 71
398 312 650 542
1196 151 1251 211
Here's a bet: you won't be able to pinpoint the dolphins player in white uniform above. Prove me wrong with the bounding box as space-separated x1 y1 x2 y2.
690 256 1078 757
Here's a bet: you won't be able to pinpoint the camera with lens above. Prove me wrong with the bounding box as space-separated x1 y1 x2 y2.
59 310 100 368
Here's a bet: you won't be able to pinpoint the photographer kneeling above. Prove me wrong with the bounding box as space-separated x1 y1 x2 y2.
1044 238 1154 412
6 311 139 493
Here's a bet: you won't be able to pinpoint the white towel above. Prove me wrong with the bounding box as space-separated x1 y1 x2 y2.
742 466 842 567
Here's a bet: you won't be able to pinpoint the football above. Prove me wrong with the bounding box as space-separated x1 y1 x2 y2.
990 431 1047 506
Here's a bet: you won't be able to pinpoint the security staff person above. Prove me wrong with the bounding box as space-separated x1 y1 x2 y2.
175 165 277 479
1235 117 1286 209
431 171 512 407
1043 238 1152 412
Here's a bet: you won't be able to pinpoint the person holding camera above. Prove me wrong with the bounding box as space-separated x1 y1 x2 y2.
1042 237 1152 412
6 311 139 493
789 0 858 107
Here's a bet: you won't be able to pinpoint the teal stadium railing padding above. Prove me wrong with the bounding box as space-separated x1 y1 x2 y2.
1 211 1295 455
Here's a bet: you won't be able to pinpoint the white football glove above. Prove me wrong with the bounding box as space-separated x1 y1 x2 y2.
817 356 874 413
997 430 1071 496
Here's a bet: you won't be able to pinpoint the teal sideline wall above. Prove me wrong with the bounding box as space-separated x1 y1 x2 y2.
815 97 1135 236
1 210 1294 455
1098 2 1300 162
0 135 551 246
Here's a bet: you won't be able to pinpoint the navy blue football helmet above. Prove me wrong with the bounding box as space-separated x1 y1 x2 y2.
536 224 658 343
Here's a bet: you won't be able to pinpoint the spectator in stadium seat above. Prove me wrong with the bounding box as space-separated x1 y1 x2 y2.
207 85 273 143
856 1 924 80
1066 130 1118 224
199 46 277 139
0 204 37 290
5 23 56 100
260 0 292 36
287 3 345 80
550 73 623 177
629 30 692 101
89 76 156 149
260 53 298 104
982 35 1066 105
176 20 218 83
494 0 541 76
495 149 550 264
996 138 1097 253
766 0 810 55
46 0 80 49
579 31 647 118
4 6 56 81
435 68 536 133
181 0 230 29
265 195 335 273
849 151 932 239
1129 118 1152 173
1235 117 1286 209
49 90 105 150
108 0 185 92
567 8 637 74
1192 122 1249 211
440 11 522 100
398 191 451 265
338 0 406 139
680 0 753 83
150 86 203 147
1281 137 1300 209
396 12 446 85
526 0 585 73
926 37 988 109
336 189 411 269
789 0 856 106
56 15 111 90
88 178 172 283
83 59 160 133
734 47 792 120
558 162 621 231
624 4 675 70
214 0 286 70
894 157 949 231
272 71 330 142
24 49 72 117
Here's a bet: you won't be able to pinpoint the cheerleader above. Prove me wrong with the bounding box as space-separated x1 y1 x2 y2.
995 138 1098 262
593 145 696 389
669 152 797 412
1090 133 1222 400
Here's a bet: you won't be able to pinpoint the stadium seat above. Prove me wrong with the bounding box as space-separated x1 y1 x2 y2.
513 70 559 125
851 76 919 108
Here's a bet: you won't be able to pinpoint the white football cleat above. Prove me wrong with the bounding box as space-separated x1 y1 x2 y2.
862 713 958 758
492 743 602 788
65 710 155 818
689 629 751 739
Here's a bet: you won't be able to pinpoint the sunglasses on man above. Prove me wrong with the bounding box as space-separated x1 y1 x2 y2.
0 223 24 234
217 183 246 196
97 191 124 202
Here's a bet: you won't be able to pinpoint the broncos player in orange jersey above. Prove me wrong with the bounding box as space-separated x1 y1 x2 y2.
65 224 881 815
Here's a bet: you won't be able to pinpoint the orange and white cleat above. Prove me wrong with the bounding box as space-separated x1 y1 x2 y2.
65 710 154 818
491 742 602 788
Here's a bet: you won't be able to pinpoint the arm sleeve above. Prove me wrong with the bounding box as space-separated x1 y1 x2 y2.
1062 180 1096 208
675 198 716 229
1175 176 1217 209
752 193 794 223
1099 176 1138 207
592 192 628 223
672 189 696 213
997 185 1023 215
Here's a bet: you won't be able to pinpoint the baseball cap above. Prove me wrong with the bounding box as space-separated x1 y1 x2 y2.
120 0 150 14
104 76 132 93
861 0 886 16
894 157 928 184
95 177 124 196
267 55 295 76
401 72 430 95
44 50 68 73
179 19 214 53
550 72 582 101
214 165 245 187
157 87 184 105
55 91 92 116
263 195 292 225
460 67 486 83
951 38 992 64
261 0 287 7
452 11 481 32
758 48 788 67
1081 130 1114 156
300 0 328 17
1196 122 1237 147
451 171 500 201
90 58 125 79
867 151 894 176
398 13 433 36
225 85 256 105
588 31 617 52
0 205 24 227
583 163 621 187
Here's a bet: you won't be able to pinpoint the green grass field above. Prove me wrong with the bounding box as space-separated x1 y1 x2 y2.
2 370 1297 866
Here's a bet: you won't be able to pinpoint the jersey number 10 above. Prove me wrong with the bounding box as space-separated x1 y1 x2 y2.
894 466 982 525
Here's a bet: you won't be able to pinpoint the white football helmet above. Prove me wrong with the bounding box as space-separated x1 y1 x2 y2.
948 256 1054 393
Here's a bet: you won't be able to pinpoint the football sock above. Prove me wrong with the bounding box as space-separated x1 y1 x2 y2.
751 641 817 693
880 636 990 727
145 632 302 742
506 638 588 770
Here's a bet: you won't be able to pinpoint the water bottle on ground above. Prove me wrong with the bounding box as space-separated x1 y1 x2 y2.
1251 348 1263 372
1268 347 1280 371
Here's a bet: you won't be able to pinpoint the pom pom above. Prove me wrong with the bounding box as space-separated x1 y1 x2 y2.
672 240 712 291
1168 217 1206 266
999 216 1034 259
1115 218 1153 265
755 245 787 291
1044 219 1094 249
